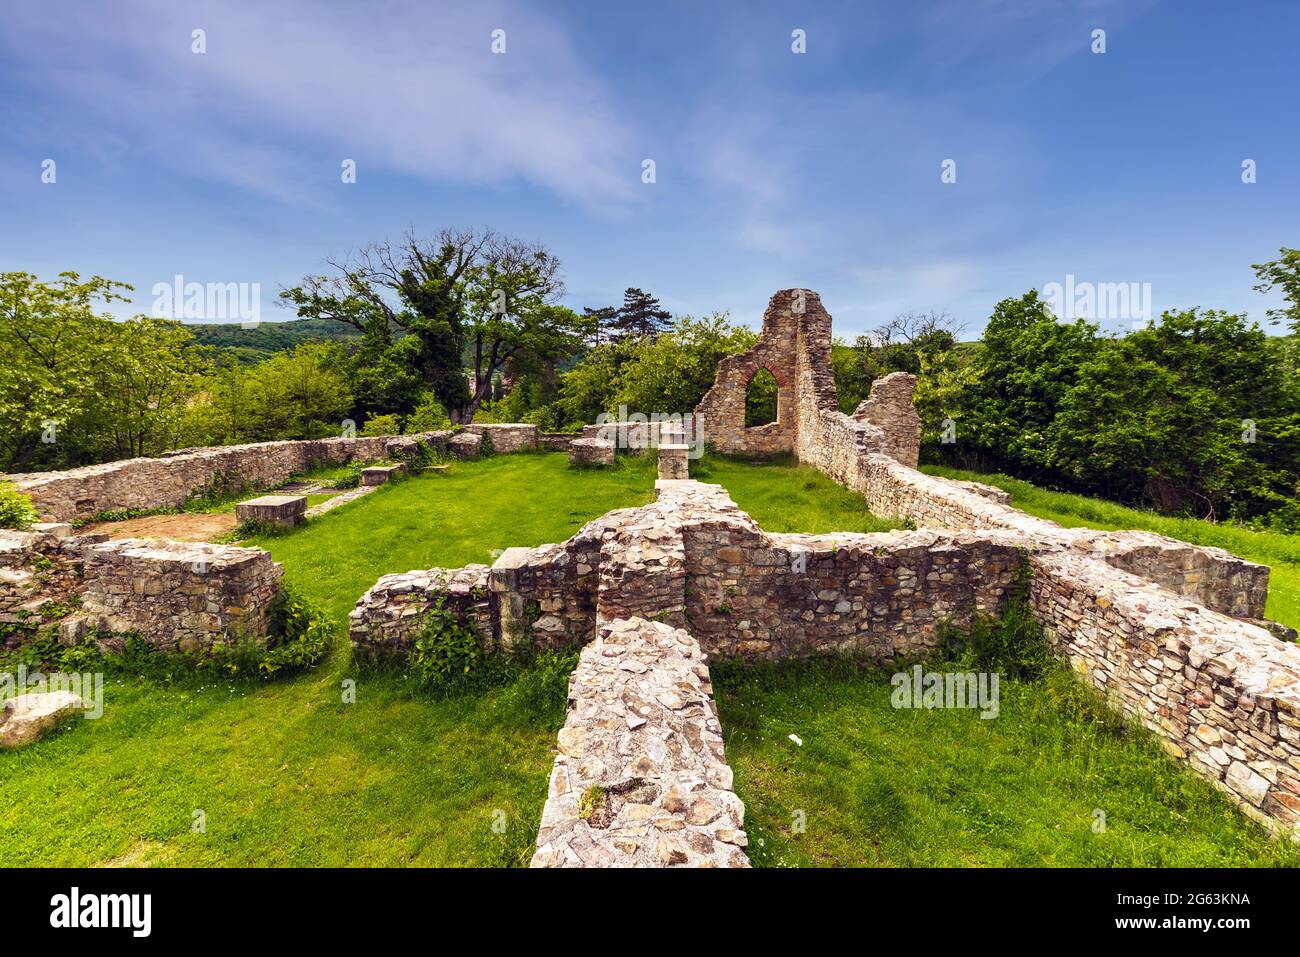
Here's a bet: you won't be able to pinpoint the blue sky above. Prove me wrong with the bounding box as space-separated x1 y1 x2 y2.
1 0 1296 338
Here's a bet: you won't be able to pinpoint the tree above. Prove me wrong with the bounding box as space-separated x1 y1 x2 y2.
282 228 583 422
581 305 617 347
0 272 128 469
610 287 673 340
1047 309 1297 519
82 318 211 459
1252 247 1300 332
962 290 1098 475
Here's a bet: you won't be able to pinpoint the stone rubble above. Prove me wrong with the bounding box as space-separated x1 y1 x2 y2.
0 691 84 748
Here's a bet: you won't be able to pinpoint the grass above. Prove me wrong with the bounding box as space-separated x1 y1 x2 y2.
922 465 1300 631
715 658 1300 867
6 451 888 867
695 453 904 534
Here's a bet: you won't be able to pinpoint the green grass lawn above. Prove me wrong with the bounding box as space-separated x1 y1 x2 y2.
2 451 889 867
922 465 1300 631
716 659 1300 867
4 452 1289 866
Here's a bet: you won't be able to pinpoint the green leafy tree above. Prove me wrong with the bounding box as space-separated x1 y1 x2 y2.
962 291 1098 475
0 271 130 469
1252 247 1300 332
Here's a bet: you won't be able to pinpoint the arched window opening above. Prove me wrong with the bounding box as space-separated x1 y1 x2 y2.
745 369 779 427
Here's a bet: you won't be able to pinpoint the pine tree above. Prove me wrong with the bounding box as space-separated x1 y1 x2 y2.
611 287 673 340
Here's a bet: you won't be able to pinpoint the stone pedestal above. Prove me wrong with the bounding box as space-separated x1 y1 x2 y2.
449 432 482 459
568 438 615 468
235 494 307 528
657 443 690 480
361 464 406 486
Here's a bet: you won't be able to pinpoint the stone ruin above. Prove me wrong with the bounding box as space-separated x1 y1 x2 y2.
350 288 1300 863
5 291 1300 861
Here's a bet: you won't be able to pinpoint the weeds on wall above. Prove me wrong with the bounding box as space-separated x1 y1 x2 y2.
938 562 1052 680
362 597 576 726
0 584 333 683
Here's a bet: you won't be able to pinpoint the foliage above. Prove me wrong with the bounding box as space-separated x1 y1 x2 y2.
1252 246 1300 333
359 413 401 437
744 368 778 426
0 481 39 529
0 272 211 470
940 563 1052 680
404 392 452 432
406 598 505 695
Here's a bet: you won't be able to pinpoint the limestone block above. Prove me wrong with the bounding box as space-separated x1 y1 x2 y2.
0 691 83 748
235 494 307 527
360 464 407 486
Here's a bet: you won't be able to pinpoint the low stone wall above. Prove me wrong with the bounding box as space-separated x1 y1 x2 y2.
9 434 413 522
1030 548 1300 835
539 432 576 452
463 423 538 454
6 425 549 523
531 617 749 868
77 539 282 651
684 524 1024 660
0 529 283 651
348 565 492 661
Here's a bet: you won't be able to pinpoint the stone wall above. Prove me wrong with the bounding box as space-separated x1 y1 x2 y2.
0 528 283 651
77 539 283 651
8 434 419 522
696 289 1272 623
1030 548 1300 836
6 425 550 523
531 617 749 868
462 423 538 454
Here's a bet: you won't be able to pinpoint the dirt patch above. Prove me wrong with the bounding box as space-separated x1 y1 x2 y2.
82 511 239 543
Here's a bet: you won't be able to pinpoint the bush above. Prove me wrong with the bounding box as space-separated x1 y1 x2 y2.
404 392 452 433
0 481 38 529
941 561 1051 680
359 413 401 437
408 598 506 695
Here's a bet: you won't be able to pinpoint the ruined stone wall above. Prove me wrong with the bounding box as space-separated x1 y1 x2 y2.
348 565 492 661
0 529 283 651
9 435 404 522
683 524 1024 660
6 426 545 523
531 617 749 868
462 423 538 454
1030 549 1300 835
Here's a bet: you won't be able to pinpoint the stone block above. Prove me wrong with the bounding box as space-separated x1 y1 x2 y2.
569 437 615 468
360 464 406 486
235 494 307 527
0 691 83 748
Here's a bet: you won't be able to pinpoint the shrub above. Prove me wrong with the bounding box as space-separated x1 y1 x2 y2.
408 598 505 695
360 413 402 437
941 561 1051 680
478 430 496 458
405 393 452 433
0 481 38 529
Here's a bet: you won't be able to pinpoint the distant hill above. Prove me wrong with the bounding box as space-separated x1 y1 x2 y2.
183 318 363 363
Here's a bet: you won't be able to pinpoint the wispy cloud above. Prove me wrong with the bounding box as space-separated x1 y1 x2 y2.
0 0 639 209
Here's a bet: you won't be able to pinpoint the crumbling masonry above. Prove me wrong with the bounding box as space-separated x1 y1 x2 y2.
350 289 1300 861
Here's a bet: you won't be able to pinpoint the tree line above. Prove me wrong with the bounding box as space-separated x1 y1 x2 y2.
2 233 1296 531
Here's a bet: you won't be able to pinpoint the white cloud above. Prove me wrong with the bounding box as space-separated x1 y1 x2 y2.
0 0 638 209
